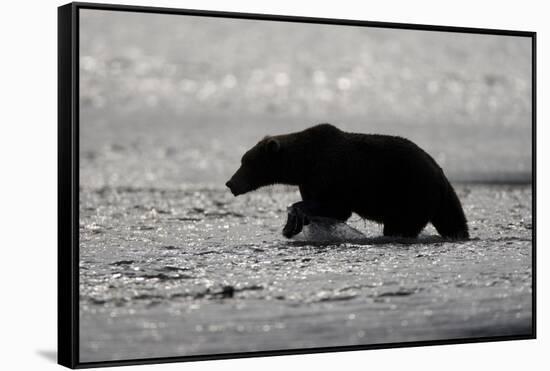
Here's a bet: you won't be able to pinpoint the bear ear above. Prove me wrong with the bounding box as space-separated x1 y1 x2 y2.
266 138 281 153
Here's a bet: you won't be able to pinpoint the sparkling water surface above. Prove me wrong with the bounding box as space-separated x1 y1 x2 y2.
79 185 532 361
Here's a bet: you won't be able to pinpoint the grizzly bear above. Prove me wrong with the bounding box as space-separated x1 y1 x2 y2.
226 124 469 240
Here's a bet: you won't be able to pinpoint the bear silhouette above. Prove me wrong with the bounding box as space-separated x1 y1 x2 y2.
226 124 469 239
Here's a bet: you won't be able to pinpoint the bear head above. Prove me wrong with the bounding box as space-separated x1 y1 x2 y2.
226 136 282 196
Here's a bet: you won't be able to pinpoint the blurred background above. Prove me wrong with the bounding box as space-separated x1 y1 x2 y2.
79 9 532 187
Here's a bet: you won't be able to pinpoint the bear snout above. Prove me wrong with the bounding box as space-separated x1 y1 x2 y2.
225 180 235 193
225 179 241 196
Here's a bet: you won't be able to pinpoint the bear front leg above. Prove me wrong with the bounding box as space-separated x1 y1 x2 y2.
282 201 312 238
282 200 351 238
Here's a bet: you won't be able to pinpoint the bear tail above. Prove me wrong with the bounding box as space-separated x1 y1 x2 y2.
431 177 469 240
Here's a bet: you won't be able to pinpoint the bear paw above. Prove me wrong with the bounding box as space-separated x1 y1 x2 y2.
282 203 311 238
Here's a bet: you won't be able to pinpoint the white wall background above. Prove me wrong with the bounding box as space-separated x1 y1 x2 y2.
0 0 545 370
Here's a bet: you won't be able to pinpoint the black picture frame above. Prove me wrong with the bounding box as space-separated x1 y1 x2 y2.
58 2 537 368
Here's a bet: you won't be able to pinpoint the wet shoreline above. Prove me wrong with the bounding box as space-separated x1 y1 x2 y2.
79 184 532 362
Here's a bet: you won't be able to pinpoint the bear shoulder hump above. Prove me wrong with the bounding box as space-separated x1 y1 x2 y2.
308 123 341 134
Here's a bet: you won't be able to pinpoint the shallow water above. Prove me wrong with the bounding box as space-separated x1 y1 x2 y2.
79 184 532 362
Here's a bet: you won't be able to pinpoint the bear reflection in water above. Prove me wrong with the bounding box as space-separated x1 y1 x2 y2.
226 123 469 240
